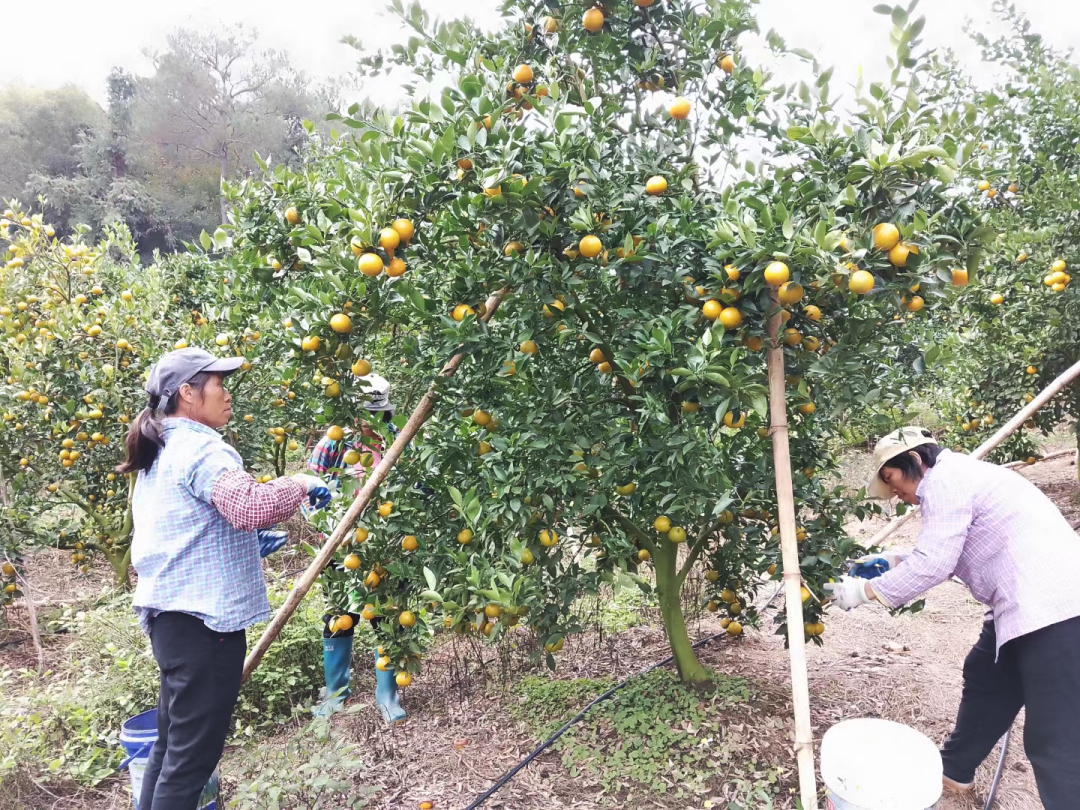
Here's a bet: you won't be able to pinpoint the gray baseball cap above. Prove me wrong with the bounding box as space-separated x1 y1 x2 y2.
145 347 245 404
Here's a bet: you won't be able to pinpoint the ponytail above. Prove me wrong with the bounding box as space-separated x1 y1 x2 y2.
117 372 212 474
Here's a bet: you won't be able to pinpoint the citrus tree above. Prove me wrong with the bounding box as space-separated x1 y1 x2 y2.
206 0 985 685
923 3 1080 461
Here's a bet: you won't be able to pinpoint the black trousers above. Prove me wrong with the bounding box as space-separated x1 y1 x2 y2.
941 616 1080 809
139 612 245 810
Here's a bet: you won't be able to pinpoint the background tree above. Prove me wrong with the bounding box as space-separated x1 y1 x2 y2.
134 25 333 227
0 86 104 203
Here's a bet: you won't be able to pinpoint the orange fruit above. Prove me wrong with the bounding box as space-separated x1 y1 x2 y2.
798 402 816 415
888 243 913 267
284 207 300 224
579 235 603 258
379 227 401 252
645 175 667 195
654 516 671 532
335 614 354 631
719 55 735 74
452 304 476 321
582 7 604 32
364 571 381 588
378 501 394 518
848 270 874 294
777 281 803 304
990 293 1004 305
385 258 406 277
520 340 538 354
872 223 900 251
457 529 473 545
399 610 417 627
763 261 789 286
327 425 344 441
667 526 687 543
396 671 413 687
804 305 822 321
343 554 361 570
392 218 415 244
783 327 802 346
718 307 743 329
951 267 969 286
744 335 764 351
402 535 418 551
513 64 533 83
330 313 351 333
358 253 384 276
669 97 691 119
723 411 745 429
702 300 723 320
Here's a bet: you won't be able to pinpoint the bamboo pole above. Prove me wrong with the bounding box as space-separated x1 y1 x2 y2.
17 571 44 672
242 288 510 682
865 356 1080 548
765 289 818 810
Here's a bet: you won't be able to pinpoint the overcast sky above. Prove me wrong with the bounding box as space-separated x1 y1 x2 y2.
3 0 1076 110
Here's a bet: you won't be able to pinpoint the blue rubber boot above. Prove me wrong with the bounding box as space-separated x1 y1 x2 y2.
375 652 407 724
313 635 353 717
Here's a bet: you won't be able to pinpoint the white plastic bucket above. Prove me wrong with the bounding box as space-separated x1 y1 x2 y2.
820 718 942 810
119 709 219 809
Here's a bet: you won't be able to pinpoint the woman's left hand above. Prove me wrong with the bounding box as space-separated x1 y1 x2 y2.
824 576 875 611
257 530 288 558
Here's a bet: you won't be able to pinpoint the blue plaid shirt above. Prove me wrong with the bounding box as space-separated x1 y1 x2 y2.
131 417 270 633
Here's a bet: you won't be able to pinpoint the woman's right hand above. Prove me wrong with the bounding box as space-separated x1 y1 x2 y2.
290 473 331 509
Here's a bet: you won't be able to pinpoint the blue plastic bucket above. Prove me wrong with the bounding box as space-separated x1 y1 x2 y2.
119 709 219 809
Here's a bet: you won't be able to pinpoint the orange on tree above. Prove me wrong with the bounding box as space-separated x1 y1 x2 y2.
848 270 875 294
579 235 603 258
763 261 789 286
723 410 745 429
719 54 735 74
330 313 352 334
701 299 723 320
872 222 900 251
358 253 384 277
512 63 533 84
520 339 538 354
669 97 691 119
804 304 822 321
645 175 667 195
582 7 604 32
778 281 804 304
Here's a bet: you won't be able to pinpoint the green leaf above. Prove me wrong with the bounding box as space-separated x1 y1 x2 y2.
199 230 212 250
423 567 437 591
448 486 463 508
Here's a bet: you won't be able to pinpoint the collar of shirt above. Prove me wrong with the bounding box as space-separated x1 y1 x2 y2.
162 416 221 440
915 448 951 503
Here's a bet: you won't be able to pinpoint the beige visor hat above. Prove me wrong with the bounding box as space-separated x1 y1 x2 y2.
867 426 938 499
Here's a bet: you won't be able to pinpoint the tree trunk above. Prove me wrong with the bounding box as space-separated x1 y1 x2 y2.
107 545 133 589
219 149 229 225
653 542 709 682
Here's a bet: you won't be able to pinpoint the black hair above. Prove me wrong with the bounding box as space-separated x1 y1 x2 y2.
116 372 213 474
879 441 944 484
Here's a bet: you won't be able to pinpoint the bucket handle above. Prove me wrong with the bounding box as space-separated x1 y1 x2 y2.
118 741 153 771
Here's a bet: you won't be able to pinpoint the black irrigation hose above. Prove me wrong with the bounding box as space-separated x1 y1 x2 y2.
459 631 729 810
985 729 1011 810
459 594 1013 810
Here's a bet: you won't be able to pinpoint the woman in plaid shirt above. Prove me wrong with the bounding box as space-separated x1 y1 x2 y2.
120 348 328 810
827 427 1080 807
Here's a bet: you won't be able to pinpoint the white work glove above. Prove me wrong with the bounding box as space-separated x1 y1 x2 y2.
823 576 875 611
290 473 332 510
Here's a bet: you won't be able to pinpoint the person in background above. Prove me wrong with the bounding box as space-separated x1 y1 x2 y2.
120 348 328 810
825 426 1080 808
306 373 405 721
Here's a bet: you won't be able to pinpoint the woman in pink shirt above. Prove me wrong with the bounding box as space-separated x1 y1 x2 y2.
827 426 1080 808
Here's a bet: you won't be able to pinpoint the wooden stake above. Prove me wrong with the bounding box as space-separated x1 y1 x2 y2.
865 356 1080 548
765 289 818 810
242 288 510 682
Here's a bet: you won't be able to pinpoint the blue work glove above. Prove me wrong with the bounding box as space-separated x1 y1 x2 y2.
847 551 907 580
257 530 288 558
291 473 332 510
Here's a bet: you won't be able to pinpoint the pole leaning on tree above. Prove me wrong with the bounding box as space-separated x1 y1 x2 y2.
765 289 819 810
864 355 1080 549
242 288 510 682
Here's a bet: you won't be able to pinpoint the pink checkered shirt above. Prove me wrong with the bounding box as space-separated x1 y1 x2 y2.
873 449 1080 657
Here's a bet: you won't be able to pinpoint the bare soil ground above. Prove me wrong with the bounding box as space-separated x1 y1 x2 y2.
7 450 1074 809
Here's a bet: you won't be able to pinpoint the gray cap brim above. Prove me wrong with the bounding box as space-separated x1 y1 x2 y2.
202 356 246 375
